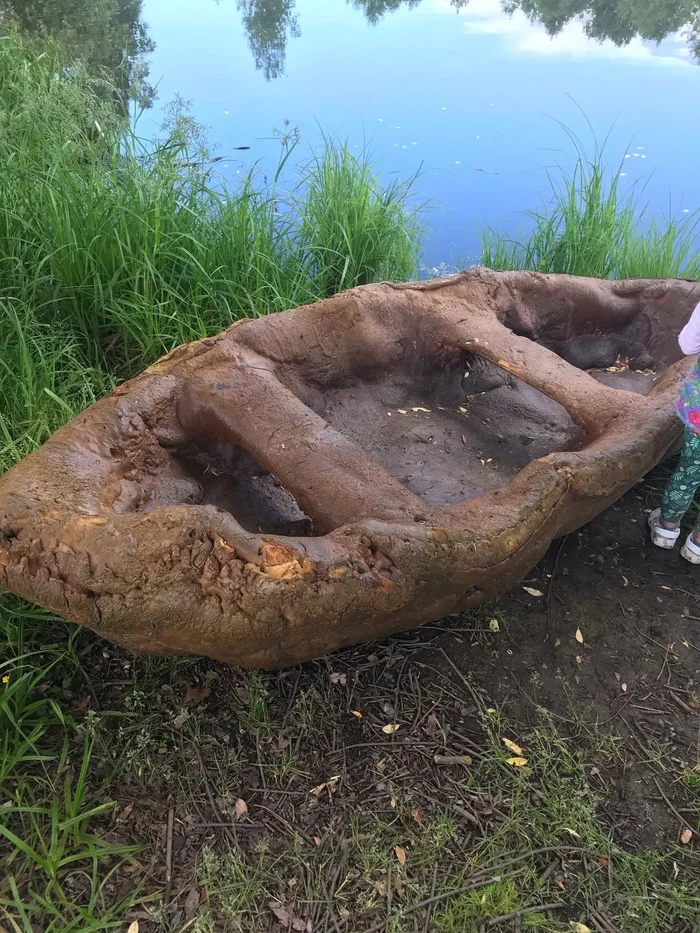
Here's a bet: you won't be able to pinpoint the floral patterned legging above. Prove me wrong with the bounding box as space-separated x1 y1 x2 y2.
661 427 700 524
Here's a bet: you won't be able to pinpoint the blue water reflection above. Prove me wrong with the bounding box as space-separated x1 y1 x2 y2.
137 0 700 267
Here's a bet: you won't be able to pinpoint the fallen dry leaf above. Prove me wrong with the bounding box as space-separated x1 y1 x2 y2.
172 709 189 730
382 723 400 734
184 888 200 922
688 697 700 710
181 685 211 708
572 924 592 933
489 618 500 633
330 671 347 685
310 775 341 798
313 835 322 846
390 797 396 809
397 409 408 414
235 798 248 818
576 655 584 664
395 844 407 865
503 738 523 755
680 827 693 845
523 586 544 597
621 683 628 693
127 923 139 933
411 808 423 823
116 802 134 823
351 710 363 718
269 901 291 926
506 756 528 767
71 695 91 716
412 407 431 413
621 575 629 587
575 628 584 644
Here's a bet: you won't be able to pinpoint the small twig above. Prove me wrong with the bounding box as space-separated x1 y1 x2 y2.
652 776 696 834
666 689 694 715
423 862 439 933
434 754 473 767
487 902 565 926
386 860 392 933
192 742 237 848
164 805 175 907
546 536 568 642
591 907 621 933
436 647 488 711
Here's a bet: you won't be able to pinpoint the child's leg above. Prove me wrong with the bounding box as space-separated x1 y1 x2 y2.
661 428 700 528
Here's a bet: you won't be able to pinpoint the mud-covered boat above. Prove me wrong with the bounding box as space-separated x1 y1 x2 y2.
1 269 698 666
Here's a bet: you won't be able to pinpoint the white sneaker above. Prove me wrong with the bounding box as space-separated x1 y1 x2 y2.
681 534 700 565
648 508 681 550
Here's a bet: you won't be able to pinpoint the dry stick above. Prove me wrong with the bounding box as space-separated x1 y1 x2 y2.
546 535 568 643
191 742 238 849
164 805 175 907
436 647 488 712
386 860 392 933
652 776 696 835
666 689 695 715
423 861 439 933
591 907 622 933
487 902 565 926
434 754 473 767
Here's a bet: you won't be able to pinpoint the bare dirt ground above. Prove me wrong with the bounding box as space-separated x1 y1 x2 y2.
10 466 700 932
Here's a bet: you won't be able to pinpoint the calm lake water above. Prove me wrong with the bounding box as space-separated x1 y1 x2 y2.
8 0 700 267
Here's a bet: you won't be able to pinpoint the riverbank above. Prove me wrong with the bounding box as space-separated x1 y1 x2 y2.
0 32 699 932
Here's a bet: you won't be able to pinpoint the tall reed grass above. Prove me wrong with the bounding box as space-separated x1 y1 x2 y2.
0 31 421 473
480 132 700 280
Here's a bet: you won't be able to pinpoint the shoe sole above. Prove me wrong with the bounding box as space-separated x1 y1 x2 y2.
652 533 678 550
681 543 700 564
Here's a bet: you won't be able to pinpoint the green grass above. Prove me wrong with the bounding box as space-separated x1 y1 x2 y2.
480 128 700 279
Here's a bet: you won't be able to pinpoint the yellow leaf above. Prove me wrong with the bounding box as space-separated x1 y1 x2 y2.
572 924 592 933
351 710 363 718
502 738 523 755
565 828 581 838
412 407 431 413
506 756 528 767
395 844 407 865
489 619 500 633
523 586 544 597
621 575 629 587
621 683 627 693
680 827 693 844
382 723 400 734
575 628 584 644
127 924 139 933
397 409 408 415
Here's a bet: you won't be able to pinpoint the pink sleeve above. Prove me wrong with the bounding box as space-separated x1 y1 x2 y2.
678 302 700 355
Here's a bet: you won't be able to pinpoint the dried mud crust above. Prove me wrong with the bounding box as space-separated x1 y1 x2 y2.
1 269 700 666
